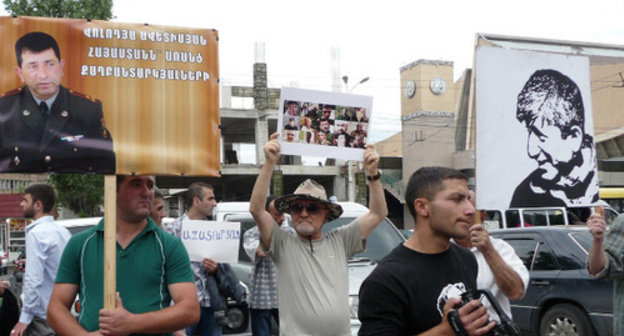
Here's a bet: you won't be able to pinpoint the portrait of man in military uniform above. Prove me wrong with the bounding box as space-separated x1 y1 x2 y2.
0 31 115 173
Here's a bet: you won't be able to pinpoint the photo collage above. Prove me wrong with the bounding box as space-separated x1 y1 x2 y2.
281 100 369 149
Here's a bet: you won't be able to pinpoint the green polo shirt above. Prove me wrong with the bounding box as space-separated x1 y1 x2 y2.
55 218 194 335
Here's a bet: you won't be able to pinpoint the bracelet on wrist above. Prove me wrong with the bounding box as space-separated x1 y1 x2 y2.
366 170 381 182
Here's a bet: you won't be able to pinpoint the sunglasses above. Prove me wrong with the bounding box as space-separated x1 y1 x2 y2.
290 203 326 215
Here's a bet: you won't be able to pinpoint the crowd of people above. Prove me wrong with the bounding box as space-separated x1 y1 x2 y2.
2 15 623 336
2 132 622 336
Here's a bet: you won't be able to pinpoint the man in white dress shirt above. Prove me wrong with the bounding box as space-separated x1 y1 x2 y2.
455 192 529 321
12 184 70 336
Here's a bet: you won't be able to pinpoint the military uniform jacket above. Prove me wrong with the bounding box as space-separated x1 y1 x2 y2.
0 85 115 173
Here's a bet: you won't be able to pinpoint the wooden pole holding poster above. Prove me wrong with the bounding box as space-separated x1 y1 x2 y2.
474 210 482 224
103 175 116 309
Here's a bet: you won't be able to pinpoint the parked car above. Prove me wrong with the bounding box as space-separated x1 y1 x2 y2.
221 201 406 336
490 226 613 336
56 217 248 334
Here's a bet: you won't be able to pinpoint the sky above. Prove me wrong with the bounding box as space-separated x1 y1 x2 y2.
2 0 623 159
108 0 624 140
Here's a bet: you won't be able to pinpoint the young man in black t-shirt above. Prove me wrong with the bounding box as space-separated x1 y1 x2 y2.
358 167 495 336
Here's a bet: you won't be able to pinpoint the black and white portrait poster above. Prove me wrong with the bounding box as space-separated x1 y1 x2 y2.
475 46 600 210
278 87 373 161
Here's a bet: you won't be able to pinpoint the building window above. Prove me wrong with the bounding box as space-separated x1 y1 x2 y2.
414 130 424 142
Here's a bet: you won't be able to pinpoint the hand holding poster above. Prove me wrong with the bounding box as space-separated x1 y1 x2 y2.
278 87 373 161
181 219 240 263
475 46 600 210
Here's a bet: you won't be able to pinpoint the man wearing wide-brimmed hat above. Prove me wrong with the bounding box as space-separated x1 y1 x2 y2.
249 133 387 336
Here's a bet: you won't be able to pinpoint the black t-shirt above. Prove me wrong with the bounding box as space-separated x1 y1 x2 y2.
358 243 478 336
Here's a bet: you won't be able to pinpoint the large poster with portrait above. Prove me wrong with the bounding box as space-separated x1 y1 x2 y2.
475 46 600 210
0 16 219 176
278 87 373 161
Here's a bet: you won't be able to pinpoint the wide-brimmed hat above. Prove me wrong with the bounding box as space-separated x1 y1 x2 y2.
275 179 343 221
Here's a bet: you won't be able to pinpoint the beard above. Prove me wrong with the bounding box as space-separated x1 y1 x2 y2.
294 221 315 236
23 205 35 218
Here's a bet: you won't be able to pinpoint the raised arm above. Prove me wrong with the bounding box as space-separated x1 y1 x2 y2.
471 226 527 300
587 210 607 275
357 144 388 239
250 132 281 249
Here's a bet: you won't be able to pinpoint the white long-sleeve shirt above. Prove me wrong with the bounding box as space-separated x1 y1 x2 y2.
473 237 530 321
20 215 71 324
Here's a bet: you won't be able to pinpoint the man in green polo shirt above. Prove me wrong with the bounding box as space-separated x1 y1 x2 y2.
47 175 200 335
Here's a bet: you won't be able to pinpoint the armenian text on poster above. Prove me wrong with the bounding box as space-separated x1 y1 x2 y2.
0 16 220 175
181 219 240 263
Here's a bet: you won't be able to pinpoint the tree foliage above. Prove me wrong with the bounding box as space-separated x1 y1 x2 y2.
47 174 104 217
4 0 113 217
3 0 113 20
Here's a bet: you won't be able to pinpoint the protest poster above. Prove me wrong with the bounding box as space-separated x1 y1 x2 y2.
278 87 373 161
475 46 599 210
0 16 220 175
180 219 241 263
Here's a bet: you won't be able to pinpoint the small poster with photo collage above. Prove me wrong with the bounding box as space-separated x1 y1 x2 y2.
278 87 373 160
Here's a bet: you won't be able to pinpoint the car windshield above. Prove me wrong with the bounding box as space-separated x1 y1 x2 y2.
322 217 404 262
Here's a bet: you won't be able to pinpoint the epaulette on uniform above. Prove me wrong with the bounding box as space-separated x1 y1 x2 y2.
0 87 23 98
68 89 101 104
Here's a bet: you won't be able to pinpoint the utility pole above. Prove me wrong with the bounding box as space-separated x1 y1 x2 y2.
341 75 370 203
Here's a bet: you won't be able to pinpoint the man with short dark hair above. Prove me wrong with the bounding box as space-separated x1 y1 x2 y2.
48 176 199 335
283 101 299 117
12 184 70 336
321 104 334 120
151 187 168 227
352 134 366 149
250 132 387 335
0 31 115 173
166 182 243 336
510 69 599 207
319 119 331 134
284 118 298 131
358 167 495 336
